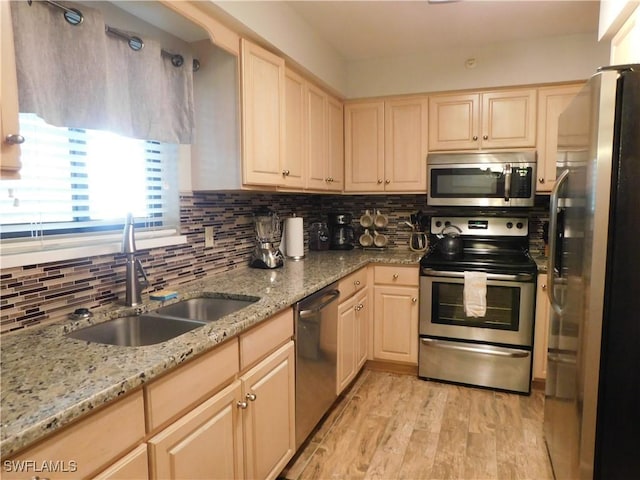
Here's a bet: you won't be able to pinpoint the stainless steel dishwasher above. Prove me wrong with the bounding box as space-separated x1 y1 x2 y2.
294 282 340 449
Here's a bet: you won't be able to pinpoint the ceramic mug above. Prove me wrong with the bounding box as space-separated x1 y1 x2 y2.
360 210 373 228
359 228 373 247
373 231 388 248
374 210 388 229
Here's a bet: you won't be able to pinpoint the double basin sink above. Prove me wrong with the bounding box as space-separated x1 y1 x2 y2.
67 295 259 347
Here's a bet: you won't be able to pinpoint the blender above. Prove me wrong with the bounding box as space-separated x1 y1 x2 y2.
250 209 284 269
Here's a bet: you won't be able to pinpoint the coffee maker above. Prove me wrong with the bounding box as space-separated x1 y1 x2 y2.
328 213 355 250
250 209 284 269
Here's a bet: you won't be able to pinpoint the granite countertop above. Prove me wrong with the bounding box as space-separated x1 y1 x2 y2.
532 255 548 273
0 249 421 459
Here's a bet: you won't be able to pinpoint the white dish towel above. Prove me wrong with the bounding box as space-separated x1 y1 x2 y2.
463 271 487 317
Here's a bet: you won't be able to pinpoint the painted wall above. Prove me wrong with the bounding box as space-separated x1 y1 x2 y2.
213 1 348 96
346 33 610 98
213 2 610 98
599 0 639 39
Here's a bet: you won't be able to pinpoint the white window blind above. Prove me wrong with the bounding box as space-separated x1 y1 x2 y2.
0 114 179 241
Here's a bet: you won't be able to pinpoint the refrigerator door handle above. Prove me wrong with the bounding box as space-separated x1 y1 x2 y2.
548 168 569 314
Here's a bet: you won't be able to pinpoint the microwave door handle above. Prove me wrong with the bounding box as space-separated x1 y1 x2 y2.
547 168 569 314
504 163 511 201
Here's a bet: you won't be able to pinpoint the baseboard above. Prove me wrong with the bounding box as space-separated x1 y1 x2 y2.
531 378 546 391
365 359 418 376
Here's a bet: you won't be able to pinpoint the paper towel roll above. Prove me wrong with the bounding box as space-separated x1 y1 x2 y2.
283 216 304 259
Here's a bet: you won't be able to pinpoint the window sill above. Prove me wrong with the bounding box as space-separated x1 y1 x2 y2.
0 230 187 269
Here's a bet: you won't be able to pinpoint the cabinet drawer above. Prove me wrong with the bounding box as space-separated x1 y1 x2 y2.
374 265 418 286
145 338 239 432
92 444 149 480
338 267 368 299
240 308 293 370
5 390 145 480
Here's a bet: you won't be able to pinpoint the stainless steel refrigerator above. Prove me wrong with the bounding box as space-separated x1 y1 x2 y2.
545 64 640 479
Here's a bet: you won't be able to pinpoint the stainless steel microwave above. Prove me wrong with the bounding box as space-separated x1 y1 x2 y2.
426 151 536 207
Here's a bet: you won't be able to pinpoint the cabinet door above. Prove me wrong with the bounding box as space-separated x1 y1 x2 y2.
326 95 344 192
536 84 583 192
241 341 295 480
355 287 370 371
384 97 428 192
533 274 551 381
148 381 244 480
481 89 537 148
283 68 306 189
428 93 480 150
1 1 22 179
373 285 419 364
305 82 328 190
241 39 285 186
337 295 358 394
344 101 385 192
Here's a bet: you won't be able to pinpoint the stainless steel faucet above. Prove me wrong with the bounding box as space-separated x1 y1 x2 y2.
122 213 149 307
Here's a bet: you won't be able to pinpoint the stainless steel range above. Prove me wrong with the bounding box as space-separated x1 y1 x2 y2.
418 216 537 394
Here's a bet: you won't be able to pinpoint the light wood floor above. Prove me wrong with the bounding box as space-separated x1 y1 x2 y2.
282 369 554 480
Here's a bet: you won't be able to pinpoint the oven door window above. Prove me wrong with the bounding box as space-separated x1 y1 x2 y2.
431 282 521 331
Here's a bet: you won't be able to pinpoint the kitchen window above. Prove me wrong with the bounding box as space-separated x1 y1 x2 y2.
0 114 182 265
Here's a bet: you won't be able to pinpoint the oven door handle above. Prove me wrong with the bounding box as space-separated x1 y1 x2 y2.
420 338 529 358
548 168 569 315
420 269 534 282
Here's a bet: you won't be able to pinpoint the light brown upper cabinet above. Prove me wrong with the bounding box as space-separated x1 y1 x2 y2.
305 82 344 192
284 68 343 192
345 97 428 193
536 83 584 192
241 39 287 187
282 68 306 189
428 88 537 151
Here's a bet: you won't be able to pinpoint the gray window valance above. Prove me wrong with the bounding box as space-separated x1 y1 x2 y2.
10 0 195 144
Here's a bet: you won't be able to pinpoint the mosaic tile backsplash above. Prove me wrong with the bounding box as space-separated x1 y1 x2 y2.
0 192 549 334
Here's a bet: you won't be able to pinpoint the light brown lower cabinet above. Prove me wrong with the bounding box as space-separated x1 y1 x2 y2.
337 286 369 394
148 341 295 480
241 341 296 480
372 265 419 364
533 274 551 381
148 381 244 480
3 390 146 480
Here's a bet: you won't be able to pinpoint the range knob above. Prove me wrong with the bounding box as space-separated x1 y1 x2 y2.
435 220 442 228
444 221 451 227
506 222 513 229
516 222 524 229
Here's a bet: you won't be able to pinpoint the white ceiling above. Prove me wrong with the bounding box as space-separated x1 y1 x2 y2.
286 1 601 61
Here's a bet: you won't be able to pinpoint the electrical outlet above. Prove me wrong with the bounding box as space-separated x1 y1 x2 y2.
204 226 215 248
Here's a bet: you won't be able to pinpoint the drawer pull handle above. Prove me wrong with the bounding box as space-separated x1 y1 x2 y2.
412 297 417 303
354 280 361 286
246 392 257 402
393 273 399 279
237 401 248 409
